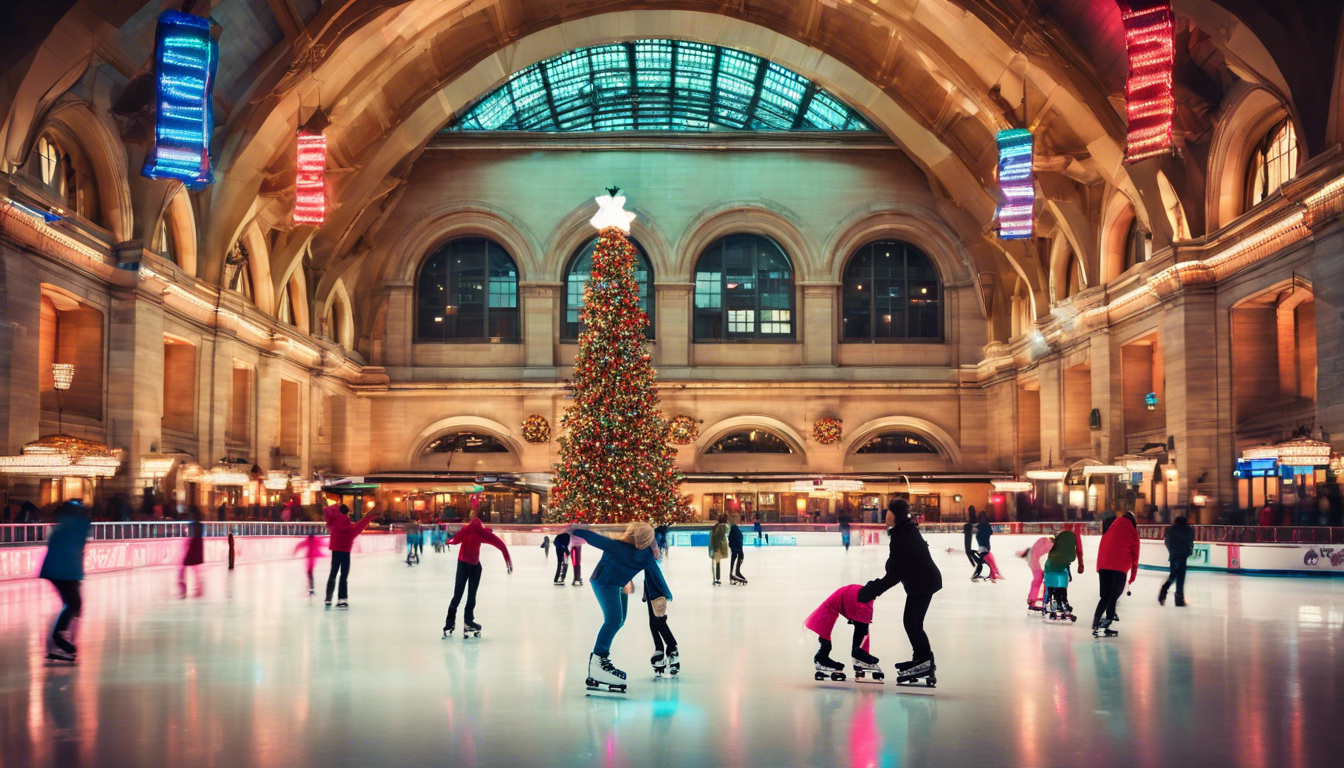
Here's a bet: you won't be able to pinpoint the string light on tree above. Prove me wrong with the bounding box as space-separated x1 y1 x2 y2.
550 188 688 525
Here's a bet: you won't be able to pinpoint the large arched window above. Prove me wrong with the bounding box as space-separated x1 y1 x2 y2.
1123 216 1149 272
693 234 793 341
841 240 941 341
1247 119 1298 208
854 432 940 455
416 238 520 342
422 432 511 456
565 237 654 340
706 429 795 454
25 133 97 222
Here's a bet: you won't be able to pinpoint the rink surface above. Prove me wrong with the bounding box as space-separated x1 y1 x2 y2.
1 540 1342 768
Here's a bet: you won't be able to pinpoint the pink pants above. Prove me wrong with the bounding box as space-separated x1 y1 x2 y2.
982 551 1003 579
1028 568 1044 605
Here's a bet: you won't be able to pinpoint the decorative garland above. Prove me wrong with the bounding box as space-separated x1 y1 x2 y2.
522 414 551 444
813 417 843 445
668 415 699 445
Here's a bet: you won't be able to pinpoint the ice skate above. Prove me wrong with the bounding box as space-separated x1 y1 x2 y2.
894 656 936 688
443 621 454 638
324 598 332 608
730 576 747 586
572 578 583 587
852 649 884 683
308 589 315 597
1092 620 1119 638
463 621 482 639
45 632 77 665
666 647 680 677
45 649 76 665
651 650 667 676
813 651 846 682
585 653 627 694
336 600 349 609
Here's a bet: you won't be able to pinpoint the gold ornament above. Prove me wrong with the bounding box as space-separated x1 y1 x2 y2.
669 415 699 445
522 415 551 444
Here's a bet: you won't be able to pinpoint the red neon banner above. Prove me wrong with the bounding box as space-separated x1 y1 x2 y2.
294 131 326 225
1121 2 1175 162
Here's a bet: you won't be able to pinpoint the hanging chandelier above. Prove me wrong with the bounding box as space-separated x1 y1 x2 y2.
0 434 122 477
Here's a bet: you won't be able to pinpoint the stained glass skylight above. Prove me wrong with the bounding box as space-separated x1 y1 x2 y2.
444 40 874 132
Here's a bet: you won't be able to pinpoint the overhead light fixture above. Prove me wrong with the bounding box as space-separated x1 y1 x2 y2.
51 363 74 391
991 480 1033 493
1024 469 1067 481
0 435 122 477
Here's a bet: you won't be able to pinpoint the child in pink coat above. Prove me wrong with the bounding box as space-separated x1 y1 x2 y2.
294 535 326 596
1023 536 1054 610
805 584 879 680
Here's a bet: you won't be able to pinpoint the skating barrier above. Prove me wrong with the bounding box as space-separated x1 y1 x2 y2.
0 529 403 581
0 520 327 545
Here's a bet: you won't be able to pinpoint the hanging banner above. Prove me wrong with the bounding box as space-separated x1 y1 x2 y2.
293 131 327 225
142 11 218 188
995 128 1034 239
1121 2 1175 163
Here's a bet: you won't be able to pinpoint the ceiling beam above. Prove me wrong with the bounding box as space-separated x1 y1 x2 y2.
265 0 310 48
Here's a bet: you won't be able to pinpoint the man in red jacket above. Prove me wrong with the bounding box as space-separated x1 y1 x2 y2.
325 503 377 608
443 514 512 637
1092 511 1140 637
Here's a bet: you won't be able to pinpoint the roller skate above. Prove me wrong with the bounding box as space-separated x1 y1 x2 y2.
666 647 680 677
894 656 936 688
814 651 846 682
463 621 482 639
651 651 667 676
852 649 884 683
585 653 627 694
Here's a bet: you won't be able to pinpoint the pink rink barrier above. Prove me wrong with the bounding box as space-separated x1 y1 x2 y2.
0 532 403 581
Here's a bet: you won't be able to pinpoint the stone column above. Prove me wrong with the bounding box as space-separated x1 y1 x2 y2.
520 282 559 373
1313 225 1344 446
1037 356 1063 467
1089 329 1124 462
801 284 837 367
106 290 165 502
380 283 413 367
654 283 692 370
199 335 239 467
0 249 42 502
1161 289 1227 517
255 354 282 471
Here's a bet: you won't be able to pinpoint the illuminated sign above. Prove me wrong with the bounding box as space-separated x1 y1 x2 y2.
995 128 1034 239
143 11 218 188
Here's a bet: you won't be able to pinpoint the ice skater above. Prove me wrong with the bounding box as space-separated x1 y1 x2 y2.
839 515 852 552
1042 529 1083 621
728 517 747 585
294 534 325 595
39 501 90 664
654 524 670 558
1093 511 1140 637
179 510 205 597
405 520 421 566
973 512 1002 581
709 515 729 585
857 499 942 686
805 584 879 682
569 522 671 694
570 532 585 587
645 538 679 676
1159 516 1194 607
553 530 571 584
961 510 981 577
443 513 513 638
1021 535 1054 610
324 503 378 608
541 534 551 559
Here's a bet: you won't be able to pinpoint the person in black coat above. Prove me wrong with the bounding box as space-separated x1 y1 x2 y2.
728 520 747 584
961 506 980 574
553 531 571 584
858 498 942 672
1159 516 1195 606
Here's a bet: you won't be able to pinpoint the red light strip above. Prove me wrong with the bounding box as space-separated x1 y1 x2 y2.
1121 3 1174 163
294 131 326 225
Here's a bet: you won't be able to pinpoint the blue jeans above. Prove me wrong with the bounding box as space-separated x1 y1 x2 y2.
592 582 628 656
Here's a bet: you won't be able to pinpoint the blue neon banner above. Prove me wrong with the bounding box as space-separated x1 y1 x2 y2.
142 11 217 189
995 128 1034 240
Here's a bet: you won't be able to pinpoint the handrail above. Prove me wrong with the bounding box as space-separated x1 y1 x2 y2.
0 521 331 545
1137 525 1344 544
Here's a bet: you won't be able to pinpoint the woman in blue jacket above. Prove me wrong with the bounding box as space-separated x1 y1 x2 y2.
570 522 671 693
40 501 91 662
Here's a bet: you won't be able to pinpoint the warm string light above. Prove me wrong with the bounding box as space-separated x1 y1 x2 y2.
1121 3 1175 162
293 131 327 225
142 11 218 188
996 128 1034 240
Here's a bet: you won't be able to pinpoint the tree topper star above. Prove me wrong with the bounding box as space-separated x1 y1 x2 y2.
590 186 636 232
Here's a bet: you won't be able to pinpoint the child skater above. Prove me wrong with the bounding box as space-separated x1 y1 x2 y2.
645 537 679 676
1021 535 1054 611
857 498 943 685
443 512 512 637
553 531 571 584
1042 528 1084 620
179 509 205 597
39 501 90 663
709 515 729 585
973 511 1003 581
805 584 879 681
541 534 551 560
294 534 326 595
569 522 671 694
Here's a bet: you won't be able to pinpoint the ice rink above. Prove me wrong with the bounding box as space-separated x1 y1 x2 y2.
2 538 1343 768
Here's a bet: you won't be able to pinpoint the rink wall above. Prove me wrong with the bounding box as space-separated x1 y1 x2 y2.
0 532 404 581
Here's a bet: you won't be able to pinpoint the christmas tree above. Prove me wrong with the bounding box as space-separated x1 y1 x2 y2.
549 188 688 525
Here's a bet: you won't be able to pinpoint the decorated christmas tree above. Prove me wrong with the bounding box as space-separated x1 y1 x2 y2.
549 188 688 525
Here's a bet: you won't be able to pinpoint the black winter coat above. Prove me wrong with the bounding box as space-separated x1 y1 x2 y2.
975 521 993 550
1165 523 1195 560
860 520 943 600
962 521 975 553
554 532 571 551
729 524 743 550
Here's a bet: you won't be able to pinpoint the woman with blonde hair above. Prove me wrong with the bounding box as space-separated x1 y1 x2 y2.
569 521 672 694
709 514 730 585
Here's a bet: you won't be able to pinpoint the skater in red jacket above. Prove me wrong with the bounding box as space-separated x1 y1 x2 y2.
324 503 377 608
443 514 512 637
1092 511 1140 637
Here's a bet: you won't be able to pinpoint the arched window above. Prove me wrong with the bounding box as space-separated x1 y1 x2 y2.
841 240 941 341
565 237 654 340
1123 217 1149 272
1247 119 1298 208
854 432 940 455
277 282 295 325
229 257 254 301
422 432 510 455
693 234 793 341
1064 256 1083 300
157 218 176 264
416 238 520 342
25 133 95 220
706 429 795 454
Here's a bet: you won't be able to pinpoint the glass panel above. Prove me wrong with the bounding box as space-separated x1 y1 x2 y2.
855 433 940 454
444 39 874 133
692 235 793 340
706 430 794 454
842 240 941 342
416 238 519 342
564 238 654 339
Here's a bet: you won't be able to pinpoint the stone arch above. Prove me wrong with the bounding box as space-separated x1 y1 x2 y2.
155 187 198 276
1206 84 1294 231
674 202 816 282
1156 170 1192 242
1048 233 1086 305
544 200 673 283
822 204 973 287
405 416 524 467
239 221 276 315
1099 190 1142 284
31 101 134 241
842 416 964 467
694 415 809 459
384 203 541 285
326 280 356 350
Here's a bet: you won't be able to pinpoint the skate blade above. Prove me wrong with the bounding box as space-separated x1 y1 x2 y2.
854 677 884 684
44 656 76 666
